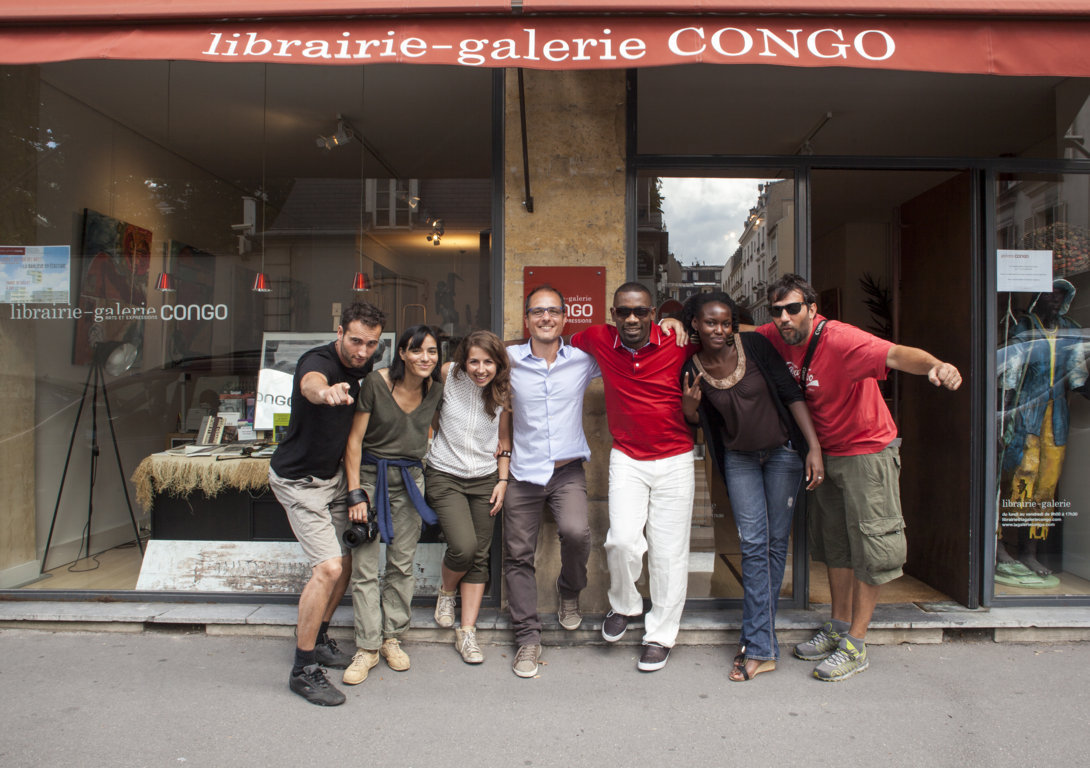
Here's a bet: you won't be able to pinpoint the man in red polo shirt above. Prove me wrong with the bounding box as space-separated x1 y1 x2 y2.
570 281 696 672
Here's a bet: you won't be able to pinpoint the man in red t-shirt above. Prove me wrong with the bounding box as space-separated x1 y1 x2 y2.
570 282 696 672
757 273 961 682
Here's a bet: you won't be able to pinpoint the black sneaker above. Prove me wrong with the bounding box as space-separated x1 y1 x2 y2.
637 642 670 672
290 664 346 706
315 637 355 668
601 610 634 643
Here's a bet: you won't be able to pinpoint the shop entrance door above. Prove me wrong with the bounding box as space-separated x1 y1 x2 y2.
810 169 975 606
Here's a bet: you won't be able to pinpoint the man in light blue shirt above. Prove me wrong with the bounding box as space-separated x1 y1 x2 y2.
505 284 600 679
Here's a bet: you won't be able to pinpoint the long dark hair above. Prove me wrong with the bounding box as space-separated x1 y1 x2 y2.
681 291 740 343
388 324 441 394
451 330 510 419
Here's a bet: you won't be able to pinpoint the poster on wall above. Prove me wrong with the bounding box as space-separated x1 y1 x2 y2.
165 240 216 364
0 245 70 304
255 332 336 431
72 209 152 365
522 265 606 337
997 249 1053 293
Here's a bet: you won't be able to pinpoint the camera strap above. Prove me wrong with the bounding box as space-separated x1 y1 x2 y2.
798 319 827 400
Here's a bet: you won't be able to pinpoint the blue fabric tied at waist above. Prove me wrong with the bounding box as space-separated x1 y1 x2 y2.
362 452 438 544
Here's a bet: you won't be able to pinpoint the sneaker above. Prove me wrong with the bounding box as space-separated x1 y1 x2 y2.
314 637 354 669
794 621 842 661
380 638 411 671
813 637 869 682
601 610 634 643
637 642 670 672
556 579 582 631
434 589 457 628
290 664 346 706
454 626 484 664
342 648 379 685
511 643 541 678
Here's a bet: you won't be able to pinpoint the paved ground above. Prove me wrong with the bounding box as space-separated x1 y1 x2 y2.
1 628 1087 768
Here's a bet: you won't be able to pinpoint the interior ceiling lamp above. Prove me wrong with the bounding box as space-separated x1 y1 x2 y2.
317 114 360 150
426 217 444 246
253 65 272 294
351 73 371 293
155 271 176 292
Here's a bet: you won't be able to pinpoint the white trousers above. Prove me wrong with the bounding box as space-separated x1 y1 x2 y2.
605 448 695 648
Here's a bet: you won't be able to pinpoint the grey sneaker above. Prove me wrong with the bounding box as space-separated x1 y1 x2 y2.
813 637 869 682
314 637 354 669
556 579 582 631
512 643 541 678
455 626 484 664
434 589 456 628
290 664 346 706
794 621 842 661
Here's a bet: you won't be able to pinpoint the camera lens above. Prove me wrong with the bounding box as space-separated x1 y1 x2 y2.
342 519 379 549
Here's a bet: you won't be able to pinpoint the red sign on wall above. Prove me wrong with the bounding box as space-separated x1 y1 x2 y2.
523 266 606 337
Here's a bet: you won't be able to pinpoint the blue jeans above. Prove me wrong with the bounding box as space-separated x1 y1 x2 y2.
723 445 803 661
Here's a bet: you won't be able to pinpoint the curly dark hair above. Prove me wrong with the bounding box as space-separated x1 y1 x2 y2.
680 291 740 343
340 301 385 331
450 330 510 419
767 273 817 306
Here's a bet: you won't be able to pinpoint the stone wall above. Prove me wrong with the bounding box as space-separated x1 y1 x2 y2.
502 68 627 614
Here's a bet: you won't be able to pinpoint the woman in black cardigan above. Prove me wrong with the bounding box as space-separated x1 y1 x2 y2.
680 291 823 682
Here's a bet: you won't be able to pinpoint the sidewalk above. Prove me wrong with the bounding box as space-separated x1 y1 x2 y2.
2 627 1088 768
3 598 1089 645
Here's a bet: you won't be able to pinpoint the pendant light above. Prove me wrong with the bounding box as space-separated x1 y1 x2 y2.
351 68 369 293
252 64 271 293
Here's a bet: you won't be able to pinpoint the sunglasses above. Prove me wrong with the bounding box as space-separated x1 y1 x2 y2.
614 306 652 319
769 301 807 317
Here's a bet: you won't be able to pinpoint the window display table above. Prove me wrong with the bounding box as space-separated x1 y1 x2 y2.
131 452 293 541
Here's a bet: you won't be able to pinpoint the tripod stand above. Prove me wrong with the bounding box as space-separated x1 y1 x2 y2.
41 342 145 575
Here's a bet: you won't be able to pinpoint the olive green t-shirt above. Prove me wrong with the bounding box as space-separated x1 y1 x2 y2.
355 370 443 460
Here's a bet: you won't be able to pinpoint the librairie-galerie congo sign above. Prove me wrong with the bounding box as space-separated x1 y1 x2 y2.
4 16 1090 78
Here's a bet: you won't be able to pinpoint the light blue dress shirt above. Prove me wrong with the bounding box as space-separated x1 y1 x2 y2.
509 339 601 486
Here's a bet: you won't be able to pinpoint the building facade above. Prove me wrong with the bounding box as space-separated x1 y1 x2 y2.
4 2 1090 611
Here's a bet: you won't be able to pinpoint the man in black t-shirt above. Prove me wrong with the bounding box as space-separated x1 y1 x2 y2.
269 302 384 706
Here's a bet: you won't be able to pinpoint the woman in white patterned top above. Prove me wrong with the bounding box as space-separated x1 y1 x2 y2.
425 330 512 664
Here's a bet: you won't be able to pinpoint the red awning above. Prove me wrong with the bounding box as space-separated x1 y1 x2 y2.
2 6 1090 76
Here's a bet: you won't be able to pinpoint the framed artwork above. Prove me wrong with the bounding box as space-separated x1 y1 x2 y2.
73 209 152 365
255 332 336 430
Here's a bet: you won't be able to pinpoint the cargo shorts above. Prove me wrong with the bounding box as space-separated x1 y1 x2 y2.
268 467 350 567
808 443 906 586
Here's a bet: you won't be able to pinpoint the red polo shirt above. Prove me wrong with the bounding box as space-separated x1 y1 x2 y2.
570 323 695 461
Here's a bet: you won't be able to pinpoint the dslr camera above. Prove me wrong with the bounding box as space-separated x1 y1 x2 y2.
342 487 378 548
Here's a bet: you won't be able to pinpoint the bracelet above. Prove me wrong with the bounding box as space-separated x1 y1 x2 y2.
497 477 509 483
498 450 512 458
347 488 370 507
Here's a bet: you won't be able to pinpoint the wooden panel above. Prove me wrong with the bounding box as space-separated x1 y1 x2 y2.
897 172 974 604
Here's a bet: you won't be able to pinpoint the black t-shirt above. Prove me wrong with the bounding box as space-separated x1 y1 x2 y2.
269 341 372 480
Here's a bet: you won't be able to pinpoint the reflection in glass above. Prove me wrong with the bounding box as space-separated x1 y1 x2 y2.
995 173 1090 597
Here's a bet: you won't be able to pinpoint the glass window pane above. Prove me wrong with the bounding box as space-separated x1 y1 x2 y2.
0 61 492 594
995 172 1090 597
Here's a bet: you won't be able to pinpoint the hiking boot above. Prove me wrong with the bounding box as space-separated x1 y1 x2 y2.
314 637 354 668
512 643 541 678
290 664 346 706
556 579 582 631
813 637 869 682
637 642 671 672
342 648 379 685
601 610 634 643
434 589 457 628
794 621 842 661
380 638 411 671
454 626 484 664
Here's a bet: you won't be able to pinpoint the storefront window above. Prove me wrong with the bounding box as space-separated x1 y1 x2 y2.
0 61 493 594
994 171 1090 597
637 171 798 600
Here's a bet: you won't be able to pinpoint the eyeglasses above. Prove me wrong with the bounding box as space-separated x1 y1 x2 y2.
614 306 652 319
769 302 807 317
527 306 564 318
